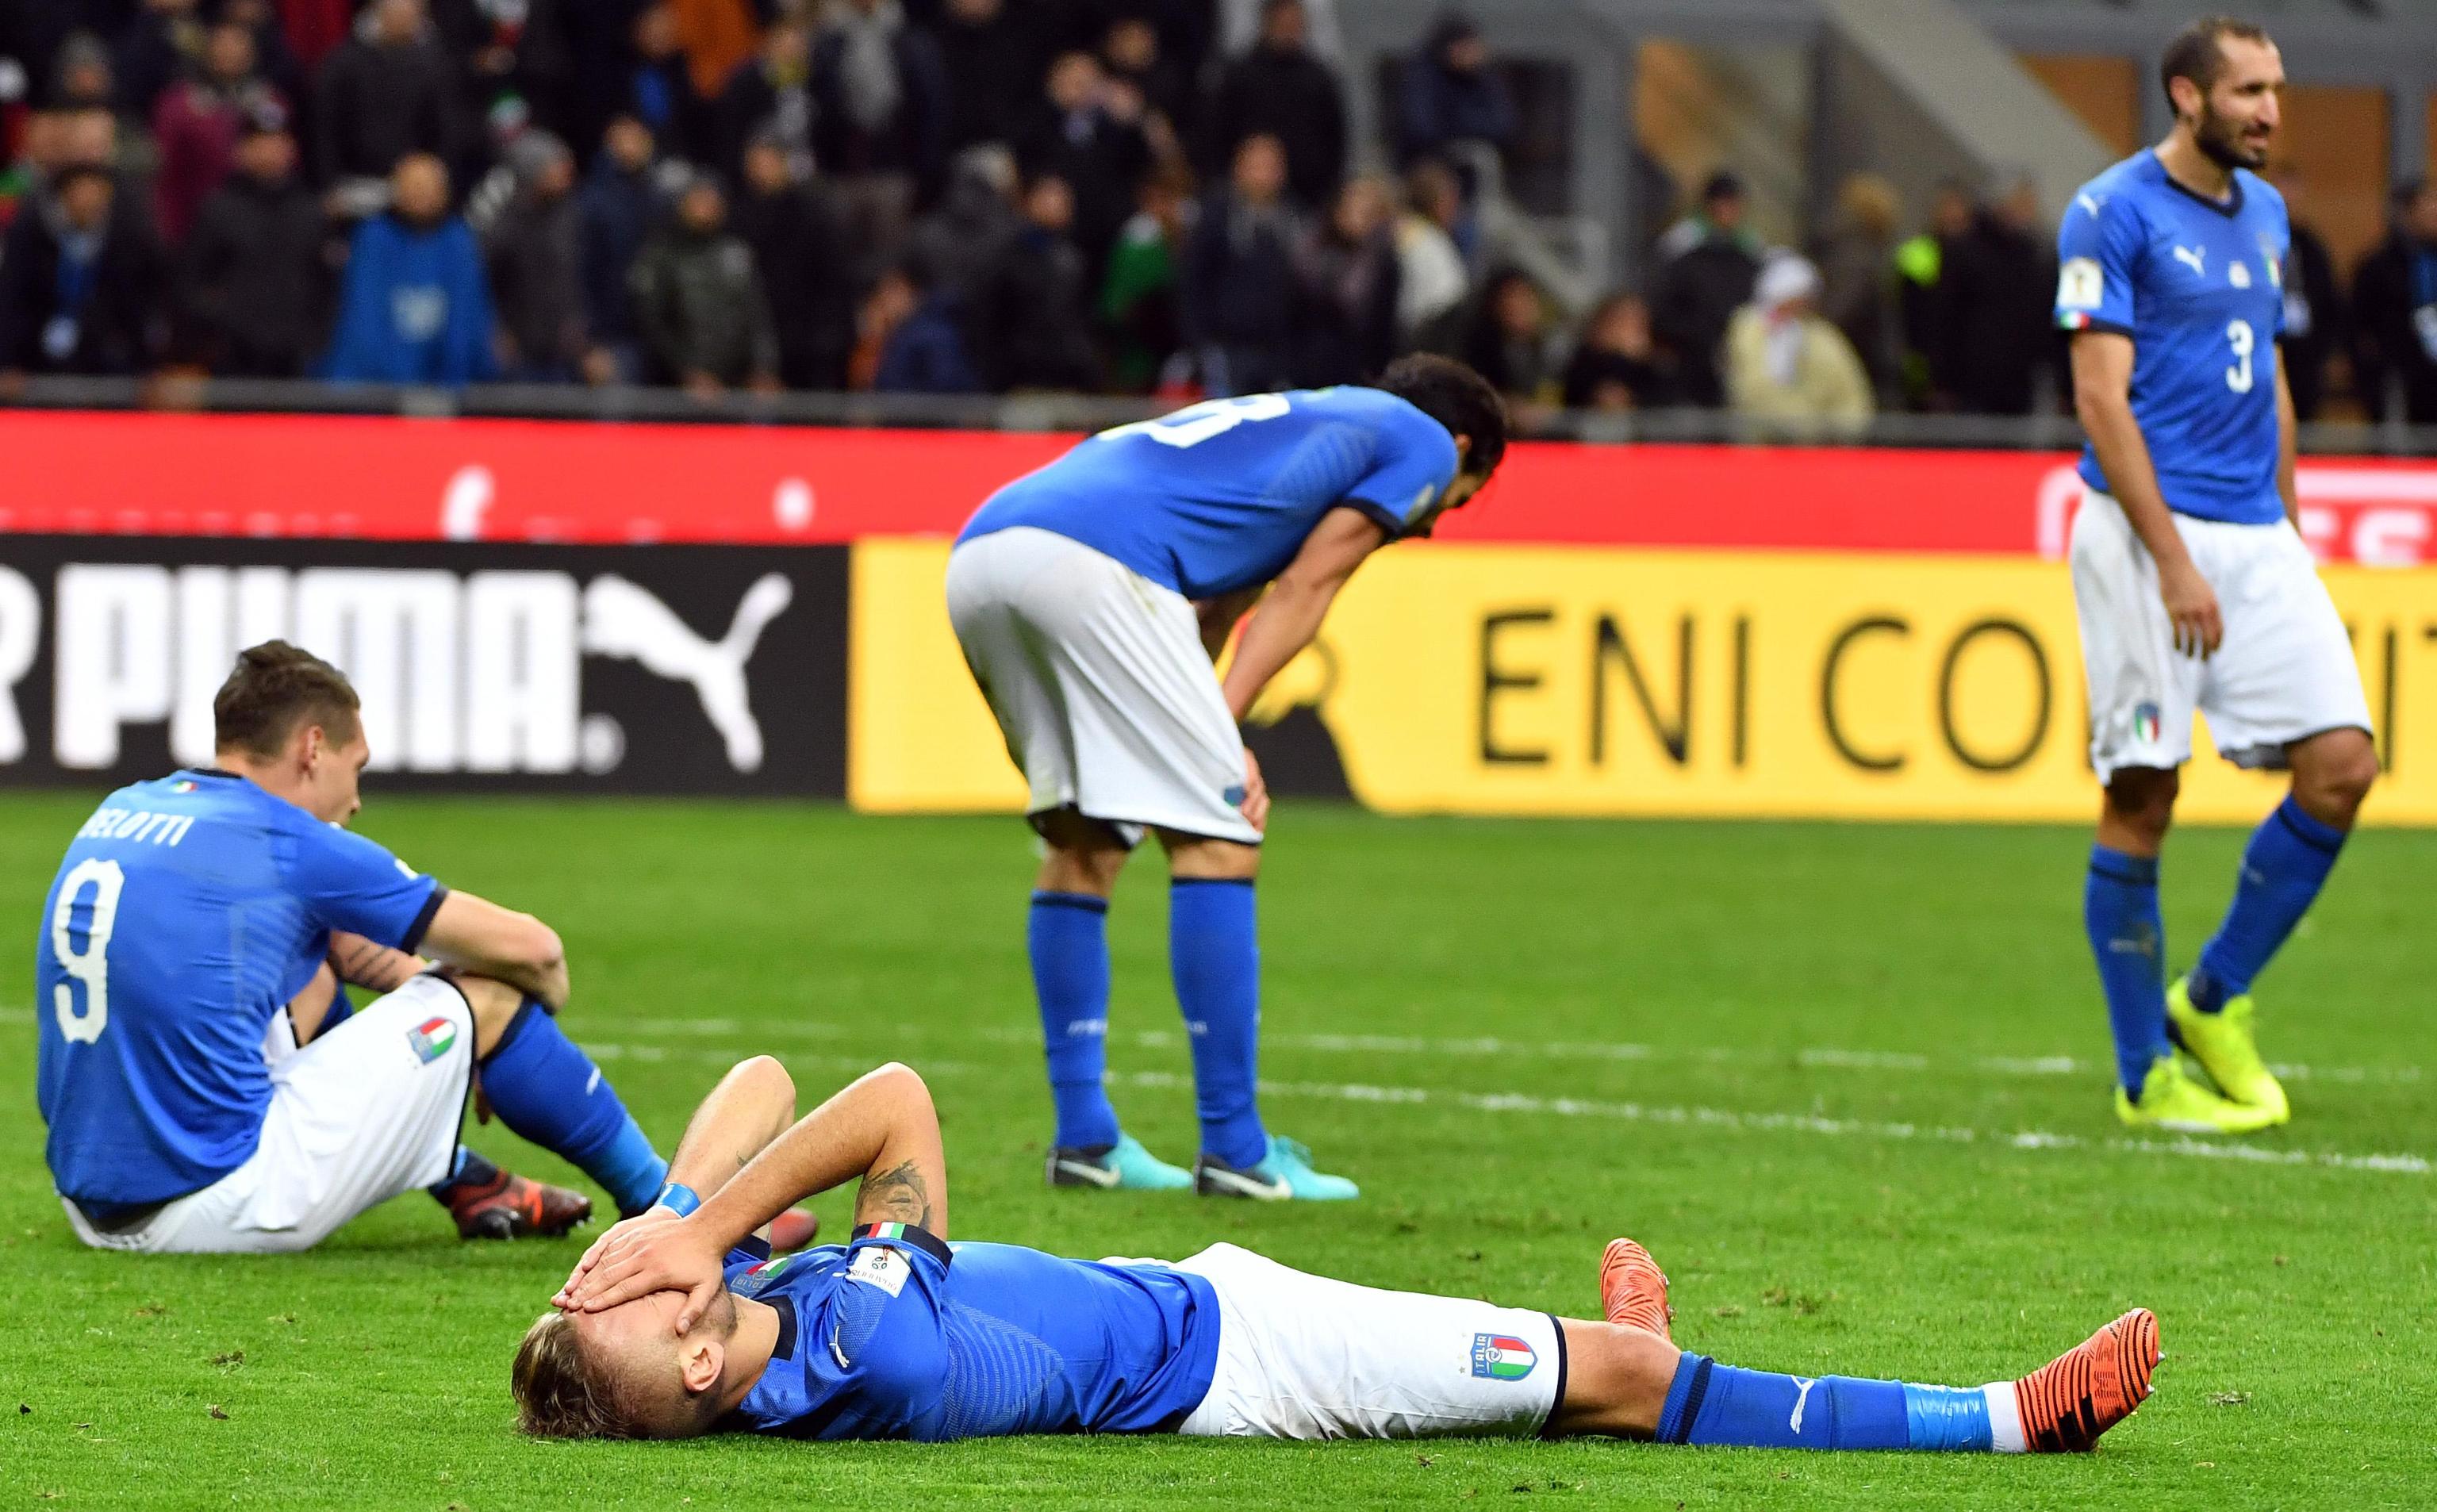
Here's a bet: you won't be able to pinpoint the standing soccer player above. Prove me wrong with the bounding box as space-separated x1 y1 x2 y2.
946 355 1508 1199
2058 17 2378 1134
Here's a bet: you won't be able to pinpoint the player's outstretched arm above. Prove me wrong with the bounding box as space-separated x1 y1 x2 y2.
661 1056 799 1202
2071 331 2223 656
418 890 570 1011
1220 507 1387 720
562 1062 946 1331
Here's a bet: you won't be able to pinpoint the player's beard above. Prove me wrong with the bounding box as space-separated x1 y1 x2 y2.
2195 103 2270 172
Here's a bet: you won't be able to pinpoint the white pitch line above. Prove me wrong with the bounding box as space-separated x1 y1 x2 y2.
578 1043 2431 1179
597 1014 2420 1087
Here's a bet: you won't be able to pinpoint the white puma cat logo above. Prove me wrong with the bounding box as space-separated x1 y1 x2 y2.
581 574 794 772
2173 244 2208 278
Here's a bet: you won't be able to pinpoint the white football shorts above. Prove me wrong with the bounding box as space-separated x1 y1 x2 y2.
945 526 1261 846
1156 1242 1564 1440
62 974 473 1254
2070 490 2372 785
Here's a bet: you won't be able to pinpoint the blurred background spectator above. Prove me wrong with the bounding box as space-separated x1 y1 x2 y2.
1395 13 1514 176
1811 172 1901 407
0 160 165 380
2269 164 2342 423
1561 292 1671 412
482 130 586 383
1725 252 1871 439
320 152 493 384
176 100 327 377
2352 178 2437 425
1463 265 1560 413
1207 0 1344 213
733 127 854 391
1184 131 1298 396
865 255 981 393
810 0 946 279
149 16 279 244
1651 170 1760 407
314 0 459 200
1393 156 1468 347
1295 175 1399 386
630 170 778 396
1936 172 2054 417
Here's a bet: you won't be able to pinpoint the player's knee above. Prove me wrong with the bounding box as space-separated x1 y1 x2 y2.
1162 835 1260 881
2105 769 2179 844
451 973 528 1051
2296 731 2378 818
1552 1322 1679 1438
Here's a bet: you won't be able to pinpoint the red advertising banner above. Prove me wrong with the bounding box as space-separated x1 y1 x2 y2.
3 409 2433 562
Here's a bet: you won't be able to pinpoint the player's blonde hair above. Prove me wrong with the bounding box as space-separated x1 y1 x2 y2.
512 1311 636 1439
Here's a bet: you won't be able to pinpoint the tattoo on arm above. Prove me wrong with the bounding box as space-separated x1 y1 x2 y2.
853 1159 934 1232
331 938 424 993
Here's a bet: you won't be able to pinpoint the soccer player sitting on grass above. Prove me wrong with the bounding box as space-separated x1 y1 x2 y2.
521 1056 2159 1455
946 354 1510 1201
34 642 812 1253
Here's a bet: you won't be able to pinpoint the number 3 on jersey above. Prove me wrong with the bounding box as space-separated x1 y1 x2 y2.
2226 320 2255 394
50 858 124 1043
1100 393 1293 449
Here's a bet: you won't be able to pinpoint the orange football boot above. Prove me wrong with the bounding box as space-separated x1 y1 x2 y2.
1598 1237 1672 1341
2013 1308 2162 1453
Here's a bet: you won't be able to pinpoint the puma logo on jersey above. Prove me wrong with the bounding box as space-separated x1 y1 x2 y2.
2173 245 2208 278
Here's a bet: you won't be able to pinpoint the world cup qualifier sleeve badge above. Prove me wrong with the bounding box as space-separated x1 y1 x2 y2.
1470 1332 1537 1381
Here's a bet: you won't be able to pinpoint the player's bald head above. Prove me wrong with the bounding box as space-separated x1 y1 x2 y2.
513 1291 735 1439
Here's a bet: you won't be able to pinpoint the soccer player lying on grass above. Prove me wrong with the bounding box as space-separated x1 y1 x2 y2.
34 641 812 1253
522 1057 2159 1454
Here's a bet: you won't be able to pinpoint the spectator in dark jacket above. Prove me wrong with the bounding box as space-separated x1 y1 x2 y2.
112 0 201 119
2266 168 2343 422
177 102 330 375
1294 175 1399 386
1649 170 1760 406
483 130 586 382
2350 179 2437 424
932 0 1036 154
1562 292 1675 411
1207 0 1345 211
1100 13 1190 158
621 2 706 163
1463 265 1559 408
733 131 856 390
320 153 496 383
812 0 948 274
905 141 1022 303
710 17 812 186
1183 132 1299 395
1019 51 1151 279
1395 13 1516 174
578 113 662 382
865 259 983 393
151 20 282 244
630 173 779 394
313 0 459 190
0 162 165 377
1937 176 2051 416
972 171 1101 391
1895 178 1973 409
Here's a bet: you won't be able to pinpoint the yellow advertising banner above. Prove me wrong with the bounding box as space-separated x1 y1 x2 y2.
849 539 2437 825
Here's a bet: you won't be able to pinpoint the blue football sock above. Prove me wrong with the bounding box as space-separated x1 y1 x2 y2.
1657 1355 2006 1452
479 1000 667 1215
2189 797 2347 1011
1169 877 1268 1169
1030 891 1121 1150
2085 846 2170 1096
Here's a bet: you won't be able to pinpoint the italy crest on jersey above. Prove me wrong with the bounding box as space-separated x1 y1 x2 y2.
1470 1333 1537 1381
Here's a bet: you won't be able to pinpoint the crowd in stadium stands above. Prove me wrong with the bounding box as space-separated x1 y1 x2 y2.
1 0 2433 430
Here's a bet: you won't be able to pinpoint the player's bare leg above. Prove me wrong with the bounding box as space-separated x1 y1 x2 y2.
2172 726 2378 1122
1034 810 1195 1191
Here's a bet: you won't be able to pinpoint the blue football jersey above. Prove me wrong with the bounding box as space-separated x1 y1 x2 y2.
35 770 445 1207
2056 150 2291 524
958 386 1462 600
724 1226 1221 1441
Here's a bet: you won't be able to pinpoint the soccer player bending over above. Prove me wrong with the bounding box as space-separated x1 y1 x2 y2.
945 355 1510 1200
524 1057 2158 1453
2057 17 2378 1134
35 642 811 1253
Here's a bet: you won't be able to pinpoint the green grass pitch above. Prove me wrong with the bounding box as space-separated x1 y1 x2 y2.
3 796 2432 1509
